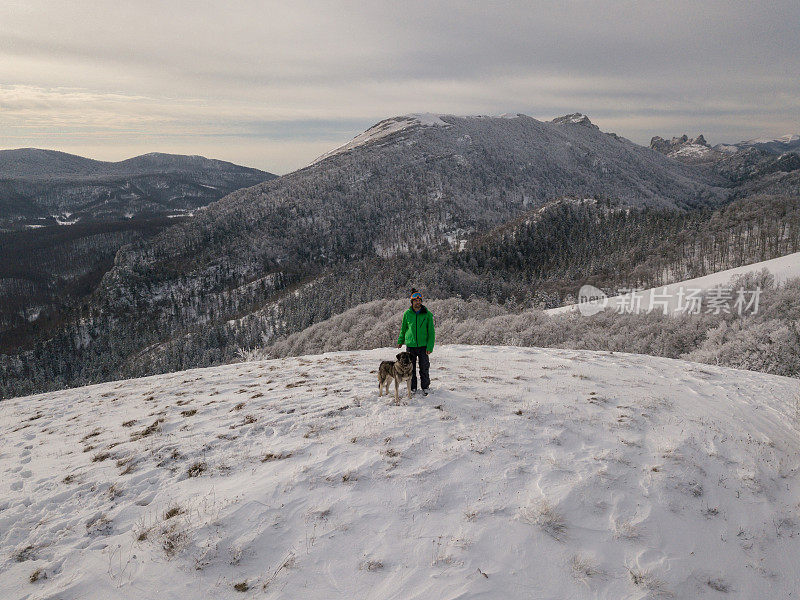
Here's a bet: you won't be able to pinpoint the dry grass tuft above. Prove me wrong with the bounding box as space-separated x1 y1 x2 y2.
707 578 730 593
164 505 184 520
29 568 46 583
628 567 673 597
13 545 35 562
359 559 384 571
161 522 189 558
187 462 207 477
520 499 567 541
81 428 102 442
117 456 136 475
570 554 604 584
261 452 292 462
130 418 164 441
107 483 123 500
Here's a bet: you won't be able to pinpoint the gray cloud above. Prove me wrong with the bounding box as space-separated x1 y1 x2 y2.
1 1 798 173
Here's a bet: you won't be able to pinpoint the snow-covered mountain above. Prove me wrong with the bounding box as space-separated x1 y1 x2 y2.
2 345 799 599
650 133 800 163
0 149 275 230
736 134 800 156
649 132 800 187
0 112 734 395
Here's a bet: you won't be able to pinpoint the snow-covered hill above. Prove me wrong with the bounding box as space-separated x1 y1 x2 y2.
547 251 800 316
2 345 799 599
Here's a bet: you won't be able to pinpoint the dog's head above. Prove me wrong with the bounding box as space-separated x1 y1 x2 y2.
396 352 413 366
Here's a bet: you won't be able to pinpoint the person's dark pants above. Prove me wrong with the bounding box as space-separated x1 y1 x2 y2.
406 346 430 391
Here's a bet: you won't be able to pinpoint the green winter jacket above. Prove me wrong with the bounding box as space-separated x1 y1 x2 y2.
398 305 435 352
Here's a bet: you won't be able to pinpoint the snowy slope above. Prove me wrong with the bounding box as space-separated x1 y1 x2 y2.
547 251 800 316
311 114 451 164
2 345 800 599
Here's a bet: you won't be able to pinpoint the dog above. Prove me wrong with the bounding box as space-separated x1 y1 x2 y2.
378 351 414 403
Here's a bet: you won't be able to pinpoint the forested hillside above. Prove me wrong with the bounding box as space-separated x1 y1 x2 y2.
0 150 276 350
3 191 797 398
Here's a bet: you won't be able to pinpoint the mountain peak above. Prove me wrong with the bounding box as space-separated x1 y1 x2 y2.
551 113 595 127
650 134 715 163
312 114 451 164
315 112 608 165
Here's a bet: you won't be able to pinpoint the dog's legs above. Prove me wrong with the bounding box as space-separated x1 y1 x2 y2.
378 374 382 397
394 377 400 403
406 378 411 400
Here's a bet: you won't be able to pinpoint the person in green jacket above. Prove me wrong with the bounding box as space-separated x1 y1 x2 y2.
397 288 435 395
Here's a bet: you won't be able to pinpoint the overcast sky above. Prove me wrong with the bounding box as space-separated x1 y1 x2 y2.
1 1 798 174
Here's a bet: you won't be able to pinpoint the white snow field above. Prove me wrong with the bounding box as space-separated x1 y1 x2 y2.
547 251 800 316
2 345 799 599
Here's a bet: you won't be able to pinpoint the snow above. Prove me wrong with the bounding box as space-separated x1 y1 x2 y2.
561 114 588 124
311 113 525 165
312 114 451 165
547 251 800 316
737 133 800 146
2 345 800 599
672 144 712 158
740 134 800 146
714 144 740 154
23 306 42 323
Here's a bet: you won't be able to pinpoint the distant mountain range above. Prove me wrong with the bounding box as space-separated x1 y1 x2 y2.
649 132 800 193
2 113 799 398
650 132 800 159
0 149 276 230
736 134 800 155
0 150 276 350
